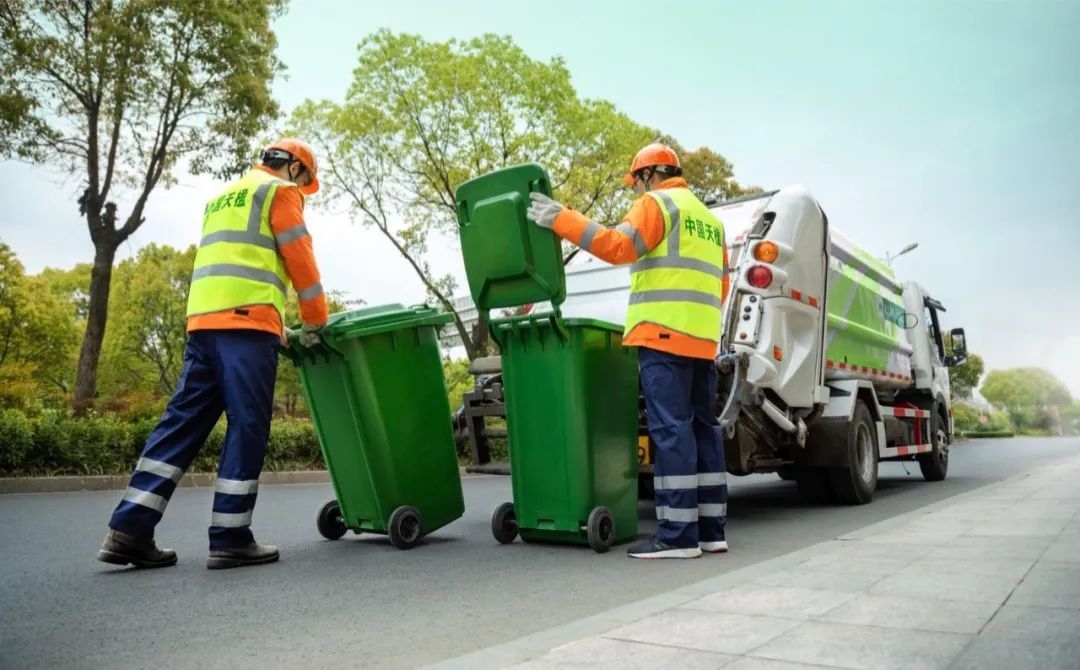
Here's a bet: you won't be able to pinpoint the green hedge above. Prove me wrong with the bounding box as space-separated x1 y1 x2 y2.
959 429 1015 439
0 409 324 477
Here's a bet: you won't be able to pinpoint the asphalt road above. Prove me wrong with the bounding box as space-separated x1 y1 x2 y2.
2 437 1078 669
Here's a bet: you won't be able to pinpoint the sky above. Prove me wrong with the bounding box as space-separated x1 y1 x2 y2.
1 0 1078 395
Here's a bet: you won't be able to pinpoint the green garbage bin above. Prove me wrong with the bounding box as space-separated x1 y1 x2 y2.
282 303 464 550
455 163 640 553
489 315 639 552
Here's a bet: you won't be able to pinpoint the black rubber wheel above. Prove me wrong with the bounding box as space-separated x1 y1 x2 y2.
918 407 949 482
586 506 615 553
388 505 423 550
777 466 796 481
796 468 835 504
317 500 348 540
830 399 879 505
491 502 518 545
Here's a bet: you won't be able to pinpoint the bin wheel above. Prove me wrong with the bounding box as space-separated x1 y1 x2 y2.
388 506 423 550
317 500 348 540
587 506 615 553
491 502 518 545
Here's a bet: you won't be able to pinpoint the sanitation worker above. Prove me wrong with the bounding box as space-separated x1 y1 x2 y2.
527 142 729 559
97 138 329 570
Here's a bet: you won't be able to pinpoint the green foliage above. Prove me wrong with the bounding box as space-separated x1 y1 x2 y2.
948 352 984 399
0 411 322 477
952 401 1012 434
981 368 1073 409
442 358 474 412
98 244 197 398
980 368 1072 432
959 430 1015 439
0 242 82 407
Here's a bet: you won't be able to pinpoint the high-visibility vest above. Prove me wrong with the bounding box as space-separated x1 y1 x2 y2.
186 169 293 321
625 187 727 343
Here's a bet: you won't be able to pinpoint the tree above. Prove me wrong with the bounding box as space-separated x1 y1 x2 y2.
981 368 1073 430
99 244 197 397
290 31 659 360
946 349 984 399
0 0 287 412
0 243 81 408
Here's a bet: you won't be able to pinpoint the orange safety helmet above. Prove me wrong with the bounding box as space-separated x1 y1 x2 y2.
623 142 681 186
262 137 320 195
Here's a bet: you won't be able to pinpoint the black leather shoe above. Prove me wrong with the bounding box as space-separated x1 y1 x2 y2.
97 529 178 568
206 541 279 569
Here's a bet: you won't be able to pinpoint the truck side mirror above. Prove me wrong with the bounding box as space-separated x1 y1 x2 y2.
945 328 967 367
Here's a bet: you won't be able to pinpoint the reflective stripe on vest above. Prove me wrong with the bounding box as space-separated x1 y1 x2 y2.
186 169 293 320
625 188 726 343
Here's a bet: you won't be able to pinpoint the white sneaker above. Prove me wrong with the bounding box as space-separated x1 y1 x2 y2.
700 540 729 553
627 539 702 559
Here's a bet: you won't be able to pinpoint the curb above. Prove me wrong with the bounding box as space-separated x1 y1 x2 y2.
0 466 478 495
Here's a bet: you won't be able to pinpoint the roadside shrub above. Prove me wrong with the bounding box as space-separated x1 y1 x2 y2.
0 410 324 477
0 409 35 471
959 429 1015 439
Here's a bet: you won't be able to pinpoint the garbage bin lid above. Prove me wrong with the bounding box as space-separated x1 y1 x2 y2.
455 162 566 315
326 303 454 341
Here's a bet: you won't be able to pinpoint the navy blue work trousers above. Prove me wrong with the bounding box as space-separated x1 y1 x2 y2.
108 329 280 550
639 346 728 548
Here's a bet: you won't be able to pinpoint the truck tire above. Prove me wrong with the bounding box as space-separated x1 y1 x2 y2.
829 399 878 505
918 408 949 482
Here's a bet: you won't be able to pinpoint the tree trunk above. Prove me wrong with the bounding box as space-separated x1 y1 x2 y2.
73 242 117 414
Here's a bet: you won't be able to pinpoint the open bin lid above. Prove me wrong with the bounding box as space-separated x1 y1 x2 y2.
455 163 566 319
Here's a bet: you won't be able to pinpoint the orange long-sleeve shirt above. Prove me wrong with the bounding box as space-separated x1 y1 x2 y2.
187 165 329 336
552 177 729 360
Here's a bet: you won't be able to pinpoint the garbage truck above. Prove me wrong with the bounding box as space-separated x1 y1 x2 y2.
452 184 968 505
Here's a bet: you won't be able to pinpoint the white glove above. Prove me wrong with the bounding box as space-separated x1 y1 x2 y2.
526 192 564 229
284 324 322 348
298 323 322 347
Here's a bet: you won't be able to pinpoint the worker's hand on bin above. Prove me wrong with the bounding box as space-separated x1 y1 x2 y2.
297 323 322 348
282 324 323 348
526 192 564 229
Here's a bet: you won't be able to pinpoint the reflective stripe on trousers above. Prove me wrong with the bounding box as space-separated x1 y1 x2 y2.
640 346 728 547
107 330 279 549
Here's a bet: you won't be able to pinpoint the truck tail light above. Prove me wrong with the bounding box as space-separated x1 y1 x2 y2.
747 265 773 289
753 241 779 263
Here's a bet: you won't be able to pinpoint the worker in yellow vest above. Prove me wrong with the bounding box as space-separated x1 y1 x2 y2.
97 138 330 570
527 143 729 559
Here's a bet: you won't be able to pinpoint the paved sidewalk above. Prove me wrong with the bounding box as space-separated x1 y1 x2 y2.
430 454 1080 670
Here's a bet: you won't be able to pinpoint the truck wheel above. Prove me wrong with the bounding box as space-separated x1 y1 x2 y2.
918 409 949 482
829 399 878 504
796 468 835 504
777 466 796 481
